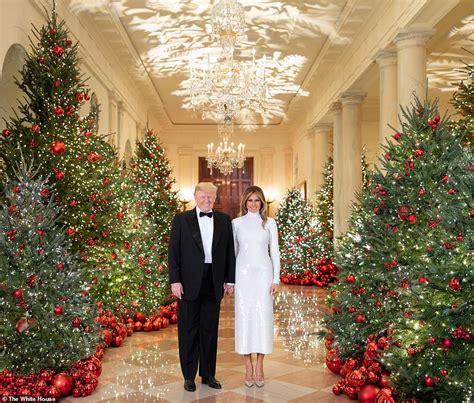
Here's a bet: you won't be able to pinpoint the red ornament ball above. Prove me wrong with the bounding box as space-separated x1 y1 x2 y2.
54 306 63 315
50 140 66 154
52 45 64 57
359 384 380 403
356 314 366 323
424 376 435 387
12 289 23 299
52 373 73 396
440 338 453 349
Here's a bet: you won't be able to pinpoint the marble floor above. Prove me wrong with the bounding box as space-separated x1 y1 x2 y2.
65 285 350 402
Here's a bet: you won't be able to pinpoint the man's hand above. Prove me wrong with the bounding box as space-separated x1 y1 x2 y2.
224 283 234 296
171 282 184 299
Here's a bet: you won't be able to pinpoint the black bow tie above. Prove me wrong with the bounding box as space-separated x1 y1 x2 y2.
199 211 213 218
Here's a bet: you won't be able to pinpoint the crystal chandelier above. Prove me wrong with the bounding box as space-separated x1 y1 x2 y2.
206 115 246 175
211 0 245 59
187 0 267 122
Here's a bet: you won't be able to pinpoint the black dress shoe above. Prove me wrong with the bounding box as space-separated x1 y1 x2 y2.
184 379 196 392
202 376 222 389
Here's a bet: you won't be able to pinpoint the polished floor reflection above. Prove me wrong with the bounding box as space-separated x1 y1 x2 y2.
65 285 349 402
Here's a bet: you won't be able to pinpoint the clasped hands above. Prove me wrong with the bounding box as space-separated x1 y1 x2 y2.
171 282 234 299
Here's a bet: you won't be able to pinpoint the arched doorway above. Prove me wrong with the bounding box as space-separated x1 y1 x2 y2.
0 44 27 124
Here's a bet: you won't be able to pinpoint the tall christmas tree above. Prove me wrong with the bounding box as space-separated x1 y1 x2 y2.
0 160 100 375
0 8 144 314
324 92 472 400
277 188 338 286
128 129 179 313
313 157 334 259
381 64 473 402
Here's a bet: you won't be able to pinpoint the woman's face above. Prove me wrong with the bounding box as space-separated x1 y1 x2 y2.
246 192 262 213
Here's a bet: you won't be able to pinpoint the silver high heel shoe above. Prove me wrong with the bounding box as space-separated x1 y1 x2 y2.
255 370 264 387
245 380 254 387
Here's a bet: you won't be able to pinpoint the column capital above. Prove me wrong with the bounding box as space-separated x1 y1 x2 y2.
375 50 397 67
394 27 435 49
313 123 333 135
330 101 342 113
340 91 366 106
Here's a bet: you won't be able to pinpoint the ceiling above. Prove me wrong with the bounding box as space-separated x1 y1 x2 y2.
66 0 474 131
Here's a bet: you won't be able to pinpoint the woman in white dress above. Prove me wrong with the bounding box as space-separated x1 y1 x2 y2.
232 186 280 387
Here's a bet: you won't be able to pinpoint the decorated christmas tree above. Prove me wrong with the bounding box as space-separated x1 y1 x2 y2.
0 160 100 375
128 129 179 314
381 64 473 402
313 157 334 259
0 8 147 315
324 92 473 401
277 188 338 286
130 129 179 255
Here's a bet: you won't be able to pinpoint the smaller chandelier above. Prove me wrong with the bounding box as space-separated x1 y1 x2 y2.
211 0 246 59
206 120 245 176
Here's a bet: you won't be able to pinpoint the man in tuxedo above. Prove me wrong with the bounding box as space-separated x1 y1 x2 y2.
168 182 236 392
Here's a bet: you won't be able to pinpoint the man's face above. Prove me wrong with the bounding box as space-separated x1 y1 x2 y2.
195 190 216 213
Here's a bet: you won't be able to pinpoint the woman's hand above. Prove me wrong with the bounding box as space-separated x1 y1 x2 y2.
270 284 278 295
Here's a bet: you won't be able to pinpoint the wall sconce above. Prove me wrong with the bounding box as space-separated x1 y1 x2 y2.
179 189 193 212
266 190 276 216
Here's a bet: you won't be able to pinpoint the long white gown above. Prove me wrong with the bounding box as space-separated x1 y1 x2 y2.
232 212 280 354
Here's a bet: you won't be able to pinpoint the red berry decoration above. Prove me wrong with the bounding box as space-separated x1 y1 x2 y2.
2 128 11 137
54 106 64 116
54 306 63 315
71 317 82 327
31 123 41 133
449 277 461 291
413 148 424 158
440 369 448 377
393 132 401 140
418 276 428 284
117 211 124 220
66 227 75 237
407 214 417 224
346 274 356 283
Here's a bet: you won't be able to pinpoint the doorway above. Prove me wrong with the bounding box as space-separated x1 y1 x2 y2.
198 157 253 219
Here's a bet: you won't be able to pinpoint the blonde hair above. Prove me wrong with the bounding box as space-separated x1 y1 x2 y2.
240 186 268 228
194 182 217 195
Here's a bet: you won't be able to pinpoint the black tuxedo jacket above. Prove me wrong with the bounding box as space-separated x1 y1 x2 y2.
168 208 236 301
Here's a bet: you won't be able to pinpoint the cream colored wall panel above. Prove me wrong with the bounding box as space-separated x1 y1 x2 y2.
362 121 379 169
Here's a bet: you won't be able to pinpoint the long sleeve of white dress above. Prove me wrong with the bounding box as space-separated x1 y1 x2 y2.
268 218 281 284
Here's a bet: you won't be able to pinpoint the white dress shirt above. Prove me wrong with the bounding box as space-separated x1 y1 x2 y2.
196 207 214 264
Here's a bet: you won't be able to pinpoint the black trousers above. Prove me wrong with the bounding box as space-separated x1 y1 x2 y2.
177 264 221 380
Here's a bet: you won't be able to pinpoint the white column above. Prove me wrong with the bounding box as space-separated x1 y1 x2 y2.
375 50 398 159
117 100 124 156
313 123 333 193
108 91 117 147
334 92 366 239
304 129 315 198
394 27 434 112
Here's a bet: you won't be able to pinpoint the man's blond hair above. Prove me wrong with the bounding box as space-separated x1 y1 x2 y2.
194 182 217 195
